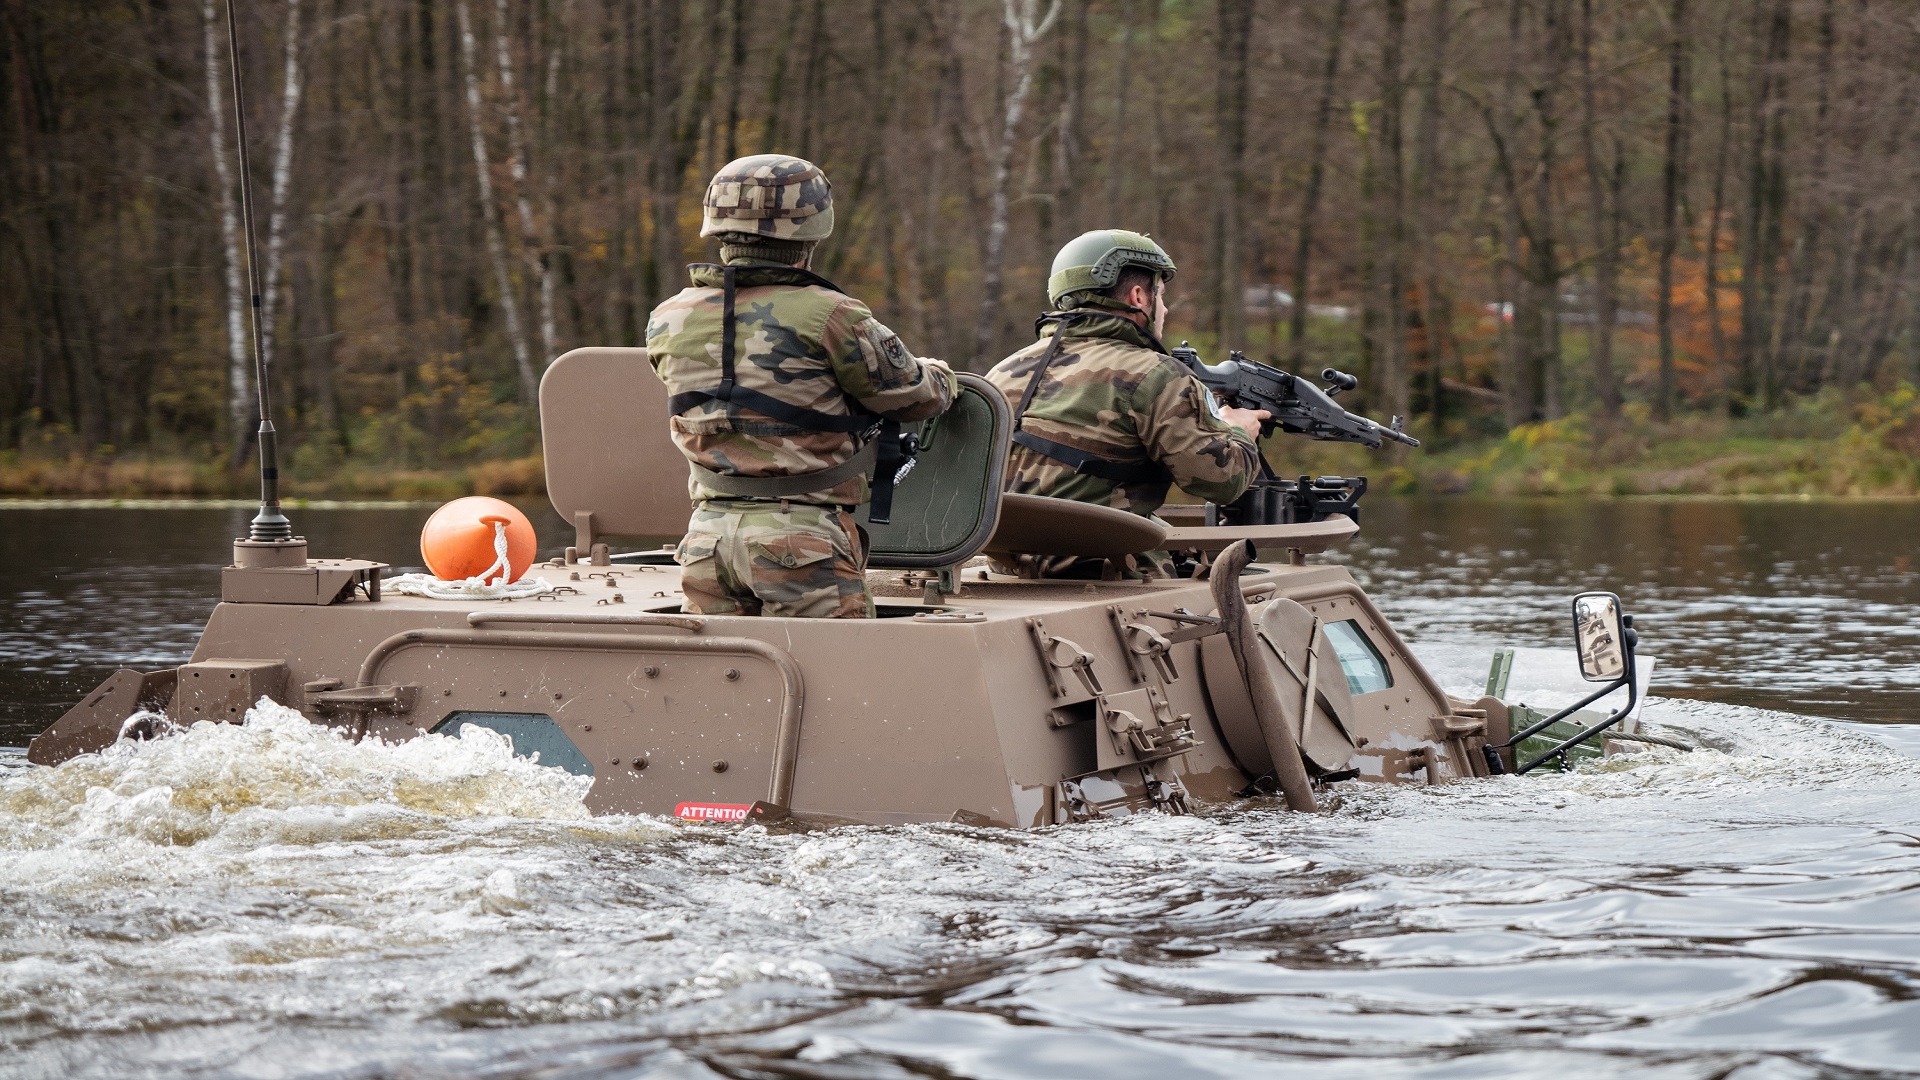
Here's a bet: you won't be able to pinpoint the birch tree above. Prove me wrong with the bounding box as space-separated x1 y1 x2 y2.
974 0 1061 365
455 0 537 403
492 0 555 362
258 0 303 383
202 0 251 455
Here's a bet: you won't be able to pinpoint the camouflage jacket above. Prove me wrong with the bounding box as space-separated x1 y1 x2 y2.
647 261 955 505
986 311 1259 517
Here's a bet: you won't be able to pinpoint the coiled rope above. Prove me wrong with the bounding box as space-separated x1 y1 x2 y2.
385 520 554 601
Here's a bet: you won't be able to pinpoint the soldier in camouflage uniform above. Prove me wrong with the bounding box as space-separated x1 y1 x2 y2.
647 155 956 617
986 230 1268 577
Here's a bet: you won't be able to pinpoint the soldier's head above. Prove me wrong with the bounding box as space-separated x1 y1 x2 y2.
701 154 834 268
1047 230 1177 337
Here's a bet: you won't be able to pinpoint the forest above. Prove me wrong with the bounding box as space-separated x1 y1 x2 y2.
3 0 1918 497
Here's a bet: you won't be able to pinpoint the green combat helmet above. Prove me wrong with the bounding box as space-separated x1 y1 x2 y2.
700 154 835 241
1046 229 1177 309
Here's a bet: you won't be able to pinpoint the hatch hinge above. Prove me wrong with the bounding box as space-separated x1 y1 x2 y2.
1095 685 1199 771
1028 619 1103 699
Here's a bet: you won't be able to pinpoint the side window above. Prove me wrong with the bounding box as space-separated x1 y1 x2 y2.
1325 620 1393 695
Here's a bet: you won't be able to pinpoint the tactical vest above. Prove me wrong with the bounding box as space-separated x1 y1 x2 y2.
665 264 916 523
1009 311 1175 487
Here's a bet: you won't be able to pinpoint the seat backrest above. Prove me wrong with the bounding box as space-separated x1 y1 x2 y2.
541 347 691 546
541 348 1010 567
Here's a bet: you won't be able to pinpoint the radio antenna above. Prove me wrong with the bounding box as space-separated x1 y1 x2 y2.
224 0 292 543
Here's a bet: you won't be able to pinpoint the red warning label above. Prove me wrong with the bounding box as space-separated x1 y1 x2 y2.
675 802 752 823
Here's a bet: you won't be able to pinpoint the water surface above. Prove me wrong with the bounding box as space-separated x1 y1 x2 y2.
2 497 1917 1079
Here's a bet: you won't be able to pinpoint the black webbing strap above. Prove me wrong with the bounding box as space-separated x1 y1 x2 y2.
1010 430 1170 485
868 419 907 524
1012 313 1084 423
719 265 736 400
1010 312 1170 487
665 266 874 433
668 264 913 516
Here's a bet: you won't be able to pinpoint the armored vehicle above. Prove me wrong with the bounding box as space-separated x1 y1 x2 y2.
26 349 1654 827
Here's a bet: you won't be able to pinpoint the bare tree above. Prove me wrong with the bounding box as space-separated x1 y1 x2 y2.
1288 0 1348 366
1654 0 1690 420
455 0 536 403
492 0 555 362
1579 0 1623 422
258 0 304 385
202 0 252 456
974 0 1061 366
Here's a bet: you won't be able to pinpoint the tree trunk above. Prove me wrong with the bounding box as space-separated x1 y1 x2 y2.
1288 0 1347 366
493 0 556 363
1210 0 1251 344
1413 0 1452 432
1737 0 1792 413
1532 0 1568 421
1579 0 1623 422
973 0 1061 367
203 0 253 456
455 0 537 403
1374 0 1411 439
1103 0 1136 220
258 0 304 389
1653 0 1689 420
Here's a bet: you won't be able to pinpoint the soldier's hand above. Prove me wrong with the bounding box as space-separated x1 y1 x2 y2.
1221 406 1270 442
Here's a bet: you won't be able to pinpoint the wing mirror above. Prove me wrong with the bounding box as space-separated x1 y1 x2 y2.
1489 591 1644 775
1572 591 1629 682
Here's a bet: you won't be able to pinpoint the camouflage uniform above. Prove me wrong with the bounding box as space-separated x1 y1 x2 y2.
647 155 953 618
986 307 1260 575
649 263 953 616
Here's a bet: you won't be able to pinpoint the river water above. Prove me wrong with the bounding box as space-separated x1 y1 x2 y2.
3 498 1918 1078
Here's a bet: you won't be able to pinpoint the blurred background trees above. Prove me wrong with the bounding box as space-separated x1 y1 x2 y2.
3 0 1918 475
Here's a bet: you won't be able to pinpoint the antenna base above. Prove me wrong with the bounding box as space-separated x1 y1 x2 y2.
233 537 309 569
248 504 294 541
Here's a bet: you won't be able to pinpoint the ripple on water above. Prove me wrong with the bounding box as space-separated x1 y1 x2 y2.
1 697 1919 1078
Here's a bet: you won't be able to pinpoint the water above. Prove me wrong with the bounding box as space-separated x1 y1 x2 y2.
3 497 1919 1078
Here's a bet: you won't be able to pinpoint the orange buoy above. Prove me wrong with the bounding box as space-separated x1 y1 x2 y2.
420 496 537 584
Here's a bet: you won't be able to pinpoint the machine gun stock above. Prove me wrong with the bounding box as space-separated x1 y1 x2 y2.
1169 343 1420 450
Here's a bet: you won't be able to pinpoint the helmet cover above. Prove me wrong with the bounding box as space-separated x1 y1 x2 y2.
700 154 835 241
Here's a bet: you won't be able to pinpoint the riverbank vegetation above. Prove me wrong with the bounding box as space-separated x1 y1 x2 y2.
4 1 1918 498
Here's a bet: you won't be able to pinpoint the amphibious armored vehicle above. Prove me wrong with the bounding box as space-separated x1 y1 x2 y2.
27 349 1652 827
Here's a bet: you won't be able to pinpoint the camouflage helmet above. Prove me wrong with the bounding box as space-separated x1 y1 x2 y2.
1046 229 1176 308
700 154 835 242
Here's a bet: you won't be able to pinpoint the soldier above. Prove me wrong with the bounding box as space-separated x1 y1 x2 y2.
985 230 1269 577
647 154 956 617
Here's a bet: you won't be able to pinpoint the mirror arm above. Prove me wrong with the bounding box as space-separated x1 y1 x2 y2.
1495 668 1631 750
1511 645 1641 775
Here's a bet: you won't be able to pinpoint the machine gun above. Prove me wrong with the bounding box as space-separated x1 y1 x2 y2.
1169 343 1416 529
1169 343 1420 451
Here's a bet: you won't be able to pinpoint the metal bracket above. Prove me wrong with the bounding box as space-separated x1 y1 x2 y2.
308 684 420 714
1028 618 1103 698
918 564 961 606
1057 779 1101 823
1143 763 1193 815
1116 617 1180 684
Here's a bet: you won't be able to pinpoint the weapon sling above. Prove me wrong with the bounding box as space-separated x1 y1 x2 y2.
671 266 911 521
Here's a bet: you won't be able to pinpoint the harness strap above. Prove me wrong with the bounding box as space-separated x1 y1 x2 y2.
1010 431 1171 485
670 264 916 516
1010 311 1171 487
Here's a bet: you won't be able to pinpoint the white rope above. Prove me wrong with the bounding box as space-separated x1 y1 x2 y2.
386 520 555 600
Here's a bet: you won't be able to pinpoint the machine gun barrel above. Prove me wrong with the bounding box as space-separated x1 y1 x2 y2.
1169 345 1420 450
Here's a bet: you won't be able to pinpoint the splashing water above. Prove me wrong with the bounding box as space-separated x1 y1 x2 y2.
4 501 1919 1077
1 690 1917 1079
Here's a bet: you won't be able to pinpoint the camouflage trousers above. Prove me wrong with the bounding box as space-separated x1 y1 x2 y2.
675 500 874 618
